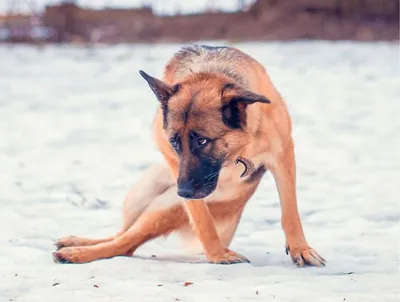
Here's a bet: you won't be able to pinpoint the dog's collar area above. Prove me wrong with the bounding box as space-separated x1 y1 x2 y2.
234 156 255 178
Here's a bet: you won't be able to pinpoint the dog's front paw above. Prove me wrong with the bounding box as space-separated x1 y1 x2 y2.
285 244 326 267
53 247 90 264
207 248 250 265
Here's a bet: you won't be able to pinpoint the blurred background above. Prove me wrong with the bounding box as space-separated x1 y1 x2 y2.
0 0 398 43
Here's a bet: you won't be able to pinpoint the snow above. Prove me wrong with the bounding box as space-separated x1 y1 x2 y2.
0 41 399 302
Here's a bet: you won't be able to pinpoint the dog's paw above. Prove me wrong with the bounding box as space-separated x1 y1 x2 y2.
285 245 326 267
54 236 80 250
207 249 250 265
52 251 70 264
52 247 89 264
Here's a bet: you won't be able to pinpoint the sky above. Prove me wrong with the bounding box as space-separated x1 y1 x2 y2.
0 0 255 15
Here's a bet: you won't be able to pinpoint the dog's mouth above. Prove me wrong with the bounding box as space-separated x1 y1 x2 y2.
177 186 217 199
194 180 219 199
187 188 216 199
177 157 254 199
177 173 219 200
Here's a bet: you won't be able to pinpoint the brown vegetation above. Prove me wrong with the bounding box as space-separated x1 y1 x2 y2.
1 0 399 43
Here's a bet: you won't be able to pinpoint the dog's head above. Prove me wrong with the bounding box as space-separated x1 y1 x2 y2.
140 70 270 199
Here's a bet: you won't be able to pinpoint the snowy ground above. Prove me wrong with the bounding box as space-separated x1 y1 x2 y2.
0 41 399 302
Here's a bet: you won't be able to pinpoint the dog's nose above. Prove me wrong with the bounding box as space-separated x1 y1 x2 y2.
177 182 195 199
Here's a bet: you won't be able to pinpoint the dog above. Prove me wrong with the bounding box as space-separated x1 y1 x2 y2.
53 45 325 267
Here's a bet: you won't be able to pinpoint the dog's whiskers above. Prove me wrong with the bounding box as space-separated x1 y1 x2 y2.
203 172 218 181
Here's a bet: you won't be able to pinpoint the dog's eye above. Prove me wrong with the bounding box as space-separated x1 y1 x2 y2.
197 137 208 146
169 137 180 150
170 139 179 149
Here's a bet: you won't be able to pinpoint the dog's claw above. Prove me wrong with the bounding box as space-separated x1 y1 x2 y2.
52 247 89 264
54 236 79 250
293 255 305 267
213 258 250 265
53 252 70 264
208 249 250 265
285 245 326 267
218 257 250 265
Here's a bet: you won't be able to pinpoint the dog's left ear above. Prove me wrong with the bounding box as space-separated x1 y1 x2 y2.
139 70 179 104
221 83 271 129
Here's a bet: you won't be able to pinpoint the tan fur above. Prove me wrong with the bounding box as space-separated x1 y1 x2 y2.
53 46 325 267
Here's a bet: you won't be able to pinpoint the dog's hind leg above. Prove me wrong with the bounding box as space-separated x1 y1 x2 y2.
53 196 249 264
55 236 115 250
55 164 174 250
121 164 175 229
53 185 187 263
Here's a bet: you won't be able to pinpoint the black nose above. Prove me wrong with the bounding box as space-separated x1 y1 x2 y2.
177 182 195 199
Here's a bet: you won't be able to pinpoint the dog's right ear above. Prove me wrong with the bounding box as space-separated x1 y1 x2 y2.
139 70 179 104
221 83 271 129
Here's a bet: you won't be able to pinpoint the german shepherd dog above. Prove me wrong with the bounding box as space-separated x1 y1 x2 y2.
53 45 325 267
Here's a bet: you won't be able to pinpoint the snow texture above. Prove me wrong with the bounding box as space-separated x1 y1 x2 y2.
0 41 399 302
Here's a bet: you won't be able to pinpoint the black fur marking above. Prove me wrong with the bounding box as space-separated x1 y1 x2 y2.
164 84 180 128
139 70 171 103
177 46 200 59
231 94 271 105
172 84 180 94
222 102 245 129
182 109 191 124
183 92 199 123
179 152 222 199
169 134 182 154
244 164 266 184
194 154 221 189
199 45 229 51
223 83 236 90
221 83 270 129
221 83 245 129
139 71 181 129
162 104 169 129
180 45 228 58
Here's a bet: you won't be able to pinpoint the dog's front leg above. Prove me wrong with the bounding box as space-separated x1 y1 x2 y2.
183 199 249 264
270 139 326 267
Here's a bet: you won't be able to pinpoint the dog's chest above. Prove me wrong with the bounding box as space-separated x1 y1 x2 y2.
205 164 265 204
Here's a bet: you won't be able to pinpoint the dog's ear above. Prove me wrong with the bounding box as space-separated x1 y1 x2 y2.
221 83 271 129
139 70 179 104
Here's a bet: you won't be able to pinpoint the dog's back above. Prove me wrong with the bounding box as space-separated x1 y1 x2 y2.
164 45 259 88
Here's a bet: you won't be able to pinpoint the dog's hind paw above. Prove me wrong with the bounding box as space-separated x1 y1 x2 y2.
54 236 79 250
207 248 250 265
52 247 91 264
52 251 71 264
